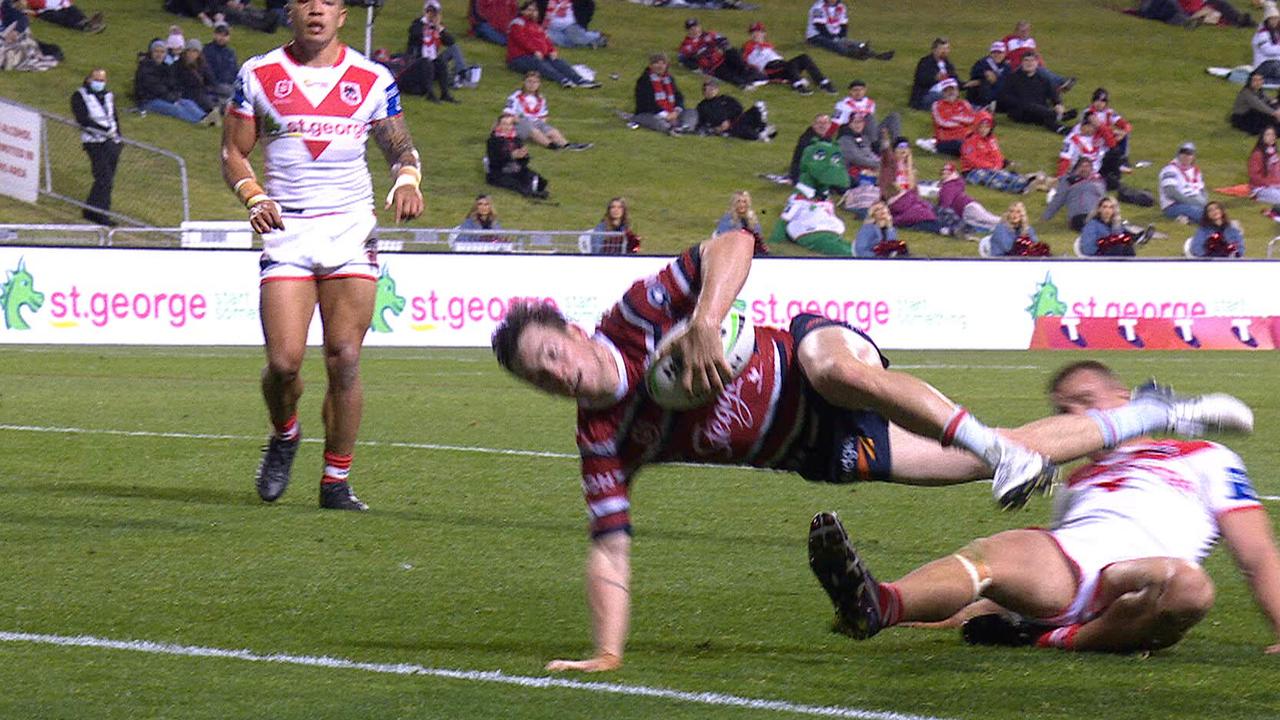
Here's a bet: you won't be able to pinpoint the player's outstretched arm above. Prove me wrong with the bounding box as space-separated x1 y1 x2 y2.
221 113 283 233
546 532 631 673
1219 507 1280 654
371 114 424 223
657 230 755 400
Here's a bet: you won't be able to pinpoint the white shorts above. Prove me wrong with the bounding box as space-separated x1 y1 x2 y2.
259 209 378 283
1040 522 1155 626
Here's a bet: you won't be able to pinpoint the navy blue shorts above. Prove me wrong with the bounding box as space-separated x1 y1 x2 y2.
788 313 893 484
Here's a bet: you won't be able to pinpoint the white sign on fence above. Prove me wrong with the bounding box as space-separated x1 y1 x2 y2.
0 100 41 204
0 247 1276 349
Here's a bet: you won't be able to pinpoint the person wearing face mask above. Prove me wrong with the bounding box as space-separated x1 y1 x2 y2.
70 67 123 225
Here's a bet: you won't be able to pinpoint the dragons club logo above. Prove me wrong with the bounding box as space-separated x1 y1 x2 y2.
1 258 44 331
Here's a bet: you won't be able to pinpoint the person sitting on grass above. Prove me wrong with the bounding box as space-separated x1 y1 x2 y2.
805 360 1273 655
927 78 977 157
457 193 508 243
832 79 901 148
937 162 1001 237
960 111 1048 194
485 110 549 198
134 38 219 126
968 40 1009 108
715 190 768 256
505 71 592 150
987 201 1051 256
677 17 766 91
695 78 774 142
470 0 516 45
1249 124 1280 218
1231 71 1280 135
1159 141 1209 223
407 2 459 103
506 0 599 89
589 196 640 254
999 52 1076 135
632 52 697 136
742 21 832 95
853 201 909 258
1078 195 1153 257
1189 200 1246 257
878 133 944 235
537 0 605 49
1043 157 1107 231
804 0 893 61
910 37 959 111
26 0 103 32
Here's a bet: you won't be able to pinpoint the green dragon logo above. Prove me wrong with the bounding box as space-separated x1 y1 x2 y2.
371 265 405 333
1027 272 1067 319
1 258 44 330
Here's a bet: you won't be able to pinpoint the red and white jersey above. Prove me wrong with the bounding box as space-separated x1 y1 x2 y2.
505 89 548 121
26 0 73 11
543 0 576 29
931 97 976 141
1053 440 1261 565
418 20 443 59
806 0 846 39
1002 33 1037 66
1057 126 1106 176
229 44 401 214
742 40 784 72
832 96 876 126
577 247 807 537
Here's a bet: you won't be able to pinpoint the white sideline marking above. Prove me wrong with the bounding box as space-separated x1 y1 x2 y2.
0 631 954 720
1 424 1276 501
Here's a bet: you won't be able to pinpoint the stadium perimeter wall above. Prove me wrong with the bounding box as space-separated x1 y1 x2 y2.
0 247 1276 350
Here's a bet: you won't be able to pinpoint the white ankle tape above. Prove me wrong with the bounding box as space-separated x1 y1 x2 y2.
953 554 991 600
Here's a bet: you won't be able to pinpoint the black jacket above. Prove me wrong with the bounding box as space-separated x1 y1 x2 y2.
910 53 955 107
134 57 181 104
407 17 457 58
696 94 743 130
999 68 1059 110
634 70 684 115
486 133 528 181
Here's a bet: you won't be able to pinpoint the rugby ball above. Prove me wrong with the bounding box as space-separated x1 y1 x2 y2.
645 300 755 411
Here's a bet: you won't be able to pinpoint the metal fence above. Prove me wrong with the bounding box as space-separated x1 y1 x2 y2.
0 223 623 254
2 97 190 227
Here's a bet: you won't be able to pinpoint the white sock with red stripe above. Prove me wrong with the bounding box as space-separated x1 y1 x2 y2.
1087 402 1168 447
877 582 904 628
1036 624 1081 650
322 451 352 486
274 414 299 442
940 407 1001 465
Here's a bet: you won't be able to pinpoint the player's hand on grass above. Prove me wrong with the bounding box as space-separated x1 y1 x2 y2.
248 199 284 233
545 653 622 673
661 317 731 400
387 183 424 223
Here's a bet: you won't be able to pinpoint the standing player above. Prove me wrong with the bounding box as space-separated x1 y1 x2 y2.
808 361 1279 654
221 0 424 511
489 231 1252 671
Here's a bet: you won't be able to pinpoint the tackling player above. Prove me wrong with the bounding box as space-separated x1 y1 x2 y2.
809 360 1280 654
489 230 1253 671
221 0 424 510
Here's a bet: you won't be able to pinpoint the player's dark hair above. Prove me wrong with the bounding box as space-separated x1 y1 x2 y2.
1048 360 1119 395
491 301 567 373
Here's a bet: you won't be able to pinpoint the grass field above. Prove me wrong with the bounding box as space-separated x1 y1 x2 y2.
3 0 1280 257
2 346 1279 719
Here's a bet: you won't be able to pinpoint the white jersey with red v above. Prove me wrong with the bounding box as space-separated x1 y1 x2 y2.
578 247 809 538
229 43 401 214
1056 439 1261 563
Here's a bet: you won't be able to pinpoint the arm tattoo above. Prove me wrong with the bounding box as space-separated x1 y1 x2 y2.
371 114 420 177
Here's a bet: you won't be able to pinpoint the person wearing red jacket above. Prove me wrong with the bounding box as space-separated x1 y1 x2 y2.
929 79 976 156
470 0 517 45
677 17 765 90
506 0 599 88
960 111 1046 194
